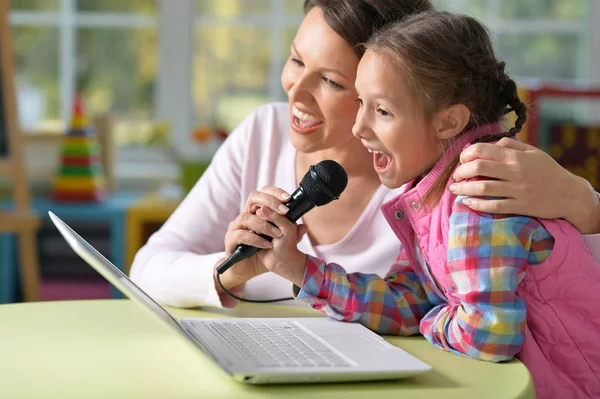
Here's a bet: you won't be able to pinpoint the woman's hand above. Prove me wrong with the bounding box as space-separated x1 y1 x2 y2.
215 187 293 291
451 137 600 234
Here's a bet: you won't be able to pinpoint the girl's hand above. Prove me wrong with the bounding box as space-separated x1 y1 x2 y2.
255 206 309 287
451 137 600 234
244 186 292 215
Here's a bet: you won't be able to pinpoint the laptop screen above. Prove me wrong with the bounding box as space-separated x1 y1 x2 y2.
48 212 198 345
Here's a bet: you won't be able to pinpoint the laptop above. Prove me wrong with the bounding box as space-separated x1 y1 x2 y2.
49 211 431 385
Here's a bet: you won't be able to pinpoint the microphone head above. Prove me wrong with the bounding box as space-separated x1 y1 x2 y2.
300 160 348 206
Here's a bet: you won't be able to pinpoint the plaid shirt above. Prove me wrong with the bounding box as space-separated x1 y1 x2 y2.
297 198 555 362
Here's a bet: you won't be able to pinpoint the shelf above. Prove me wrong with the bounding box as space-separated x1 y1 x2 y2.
0 210 40 232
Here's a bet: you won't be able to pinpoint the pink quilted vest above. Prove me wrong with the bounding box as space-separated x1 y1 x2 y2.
380 123 600 398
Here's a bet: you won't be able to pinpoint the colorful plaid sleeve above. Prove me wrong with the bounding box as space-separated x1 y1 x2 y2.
419 196 555 362
296 246 435 336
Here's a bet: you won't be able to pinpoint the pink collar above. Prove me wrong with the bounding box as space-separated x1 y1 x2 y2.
412 121 503 197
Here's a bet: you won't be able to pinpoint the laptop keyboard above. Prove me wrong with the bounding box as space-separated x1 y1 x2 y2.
206 321 352 368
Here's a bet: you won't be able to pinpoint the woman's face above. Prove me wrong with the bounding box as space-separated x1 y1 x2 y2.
281 7 361 154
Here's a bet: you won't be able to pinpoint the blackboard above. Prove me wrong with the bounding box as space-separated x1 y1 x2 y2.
0 47 6 158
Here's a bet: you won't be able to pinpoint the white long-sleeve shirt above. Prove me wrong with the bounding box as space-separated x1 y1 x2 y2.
129 102 600 308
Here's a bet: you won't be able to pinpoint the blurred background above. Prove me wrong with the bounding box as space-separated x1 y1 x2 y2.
1 0 599 303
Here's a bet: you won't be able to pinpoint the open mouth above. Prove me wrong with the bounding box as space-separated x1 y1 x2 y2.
367 148 394 174
291 106 323 133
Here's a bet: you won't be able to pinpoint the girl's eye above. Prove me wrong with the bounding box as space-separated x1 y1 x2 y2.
377 108 390 117
290 57 304 67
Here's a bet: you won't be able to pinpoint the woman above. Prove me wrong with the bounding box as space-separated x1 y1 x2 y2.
129 0 600 308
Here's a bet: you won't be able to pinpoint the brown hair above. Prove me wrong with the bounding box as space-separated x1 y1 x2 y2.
366 10 527 207
303 0 434 58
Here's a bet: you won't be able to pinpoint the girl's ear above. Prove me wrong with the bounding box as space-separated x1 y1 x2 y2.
433 104 471 140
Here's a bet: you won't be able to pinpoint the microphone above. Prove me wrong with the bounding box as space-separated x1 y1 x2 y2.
216 159 348 275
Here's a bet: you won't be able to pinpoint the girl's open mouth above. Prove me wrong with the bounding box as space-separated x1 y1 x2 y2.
372 150 393 174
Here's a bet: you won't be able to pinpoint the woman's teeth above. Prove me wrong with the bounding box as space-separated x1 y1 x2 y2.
292 107 323 129
292 106 318 121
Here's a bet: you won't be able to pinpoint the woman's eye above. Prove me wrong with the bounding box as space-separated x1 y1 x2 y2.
290 57 304 67
323 76 343 90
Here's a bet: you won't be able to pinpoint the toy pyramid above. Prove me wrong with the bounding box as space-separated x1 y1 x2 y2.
52 94 106 202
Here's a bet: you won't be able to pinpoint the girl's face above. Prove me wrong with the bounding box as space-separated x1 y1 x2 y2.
352 50 443 189
280 7 361 154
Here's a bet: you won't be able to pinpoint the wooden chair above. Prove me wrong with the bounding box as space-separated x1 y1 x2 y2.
0 1 41 302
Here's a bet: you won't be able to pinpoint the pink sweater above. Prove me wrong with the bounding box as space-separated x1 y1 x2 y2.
378 124 600 398
129 102 600 308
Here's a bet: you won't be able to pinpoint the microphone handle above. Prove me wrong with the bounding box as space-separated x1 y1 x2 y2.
216 187 314 274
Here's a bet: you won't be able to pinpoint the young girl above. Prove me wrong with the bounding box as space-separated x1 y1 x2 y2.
243 10 600 398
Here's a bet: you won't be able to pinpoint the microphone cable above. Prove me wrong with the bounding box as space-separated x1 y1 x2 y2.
215 272 295 303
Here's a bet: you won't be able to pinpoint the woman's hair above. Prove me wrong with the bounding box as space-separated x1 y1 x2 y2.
365 10 527 207
303 0 434 58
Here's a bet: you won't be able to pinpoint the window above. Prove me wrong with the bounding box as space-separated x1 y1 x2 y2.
9 0 600 178
433 0 592 81
10 0 158 148
11 25 60 131
192 0 304 133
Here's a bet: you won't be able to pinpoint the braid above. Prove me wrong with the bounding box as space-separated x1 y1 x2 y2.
502 75 527 135
472 61 527 144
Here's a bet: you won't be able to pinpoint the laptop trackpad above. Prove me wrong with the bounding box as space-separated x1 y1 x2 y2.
298 318 386 337
296 319 397 354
